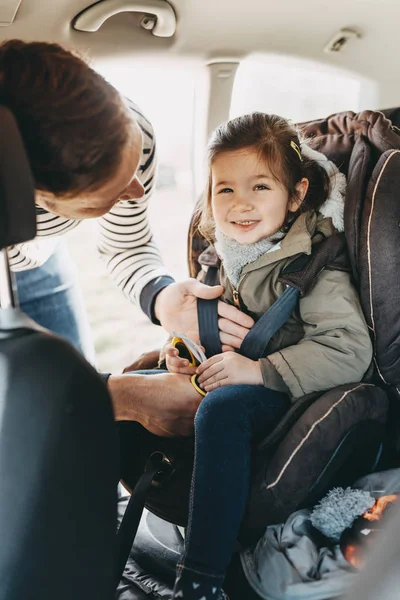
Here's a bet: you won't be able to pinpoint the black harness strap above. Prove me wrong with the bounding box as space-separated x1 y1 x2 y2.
238 286 300 360
115 453 174 586
115 469 157 586
197 234 349 361
197 266 222 358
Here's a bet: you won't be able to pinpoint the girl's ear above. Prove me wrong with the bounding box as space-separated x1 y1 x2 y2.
288 178 309 212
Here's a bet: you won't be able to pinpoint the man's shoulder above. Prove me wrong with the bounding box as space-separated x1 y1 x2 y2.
125 98 154 141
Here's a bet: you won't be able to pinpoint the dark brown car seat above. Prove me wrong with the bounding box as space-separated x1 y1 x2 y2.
116 108 400 599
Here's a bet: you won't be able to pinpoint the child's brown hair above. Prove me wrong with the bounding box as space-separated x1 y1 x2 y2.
199 112 330 241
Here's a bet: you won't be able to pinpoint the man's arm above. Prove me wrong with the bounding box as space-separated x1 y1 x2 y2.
98 100 254 346
97 99 173 308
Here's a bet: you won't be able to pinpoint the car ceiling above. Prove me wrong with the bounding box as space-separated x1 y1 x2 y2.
1 0 399 105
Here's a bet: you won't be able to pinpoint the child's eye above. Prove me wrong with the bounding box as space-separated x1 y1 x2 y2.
219 188 233 194
254 184 270 191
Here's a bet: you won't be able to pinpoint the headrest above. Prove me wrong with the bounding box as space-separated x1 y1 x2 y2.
381 106 400 130
299 109 400 176
0 106 36 250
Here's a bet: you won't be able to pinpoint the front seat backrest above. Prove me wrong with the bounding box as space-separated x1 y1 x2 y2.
0 106 118 600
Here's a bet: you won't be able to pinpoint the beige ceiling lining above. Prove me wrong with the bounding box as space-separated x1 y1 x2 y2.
0 0 23 27
0 0 398 100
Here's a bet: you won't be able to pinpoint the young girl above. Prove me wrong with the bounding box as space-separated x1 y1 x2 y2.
164 112 373 600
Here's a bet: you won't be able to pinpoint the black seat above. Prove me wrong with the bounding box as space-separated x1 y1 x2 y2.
0 106 118 600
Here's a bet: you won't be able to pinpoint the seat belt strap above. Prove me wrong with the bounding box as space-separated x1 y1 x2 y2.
239 286 300 360
197 263 300 361
197 266 222 358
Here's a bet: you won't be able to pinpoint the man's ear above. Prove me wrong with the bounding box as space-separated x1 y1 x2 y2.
289 178 309 212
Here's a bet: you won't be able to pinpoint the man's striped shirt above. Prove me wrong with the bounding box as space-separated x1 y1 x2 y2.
8 99 174 319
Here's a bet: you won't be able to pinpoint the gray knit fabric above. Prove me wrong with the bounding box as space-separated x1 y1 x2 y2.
214 228 284 288
310 487 375 540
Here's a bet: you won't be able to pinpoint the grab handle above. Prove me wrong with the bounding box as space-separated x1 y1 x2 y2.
73 0 176 37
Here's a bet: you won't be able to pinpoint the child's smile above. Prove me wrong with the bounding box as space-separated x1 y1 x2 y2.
230 219 260 232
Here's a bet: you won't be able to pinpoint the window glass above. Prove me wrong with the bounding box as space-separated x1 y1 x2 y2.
66 59 205 371
230 56 377 123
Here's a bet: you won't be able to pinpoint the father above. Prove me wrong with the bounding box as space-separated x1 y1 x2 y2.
1 39 253 435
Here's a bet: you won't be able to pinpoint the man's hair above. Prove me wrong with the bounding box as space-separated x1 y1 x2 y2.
0 39 133 197
199 112 330 241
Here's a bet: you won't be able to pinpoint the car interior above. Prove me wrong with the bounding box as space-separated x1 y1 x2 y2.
1 1 400 599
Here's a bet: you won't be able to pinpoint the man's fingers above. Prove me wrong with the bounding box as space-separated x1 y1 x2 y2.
218 317 251 343
188 279 224 301
218 301 254 328
222 344 235 353
219 331 245 350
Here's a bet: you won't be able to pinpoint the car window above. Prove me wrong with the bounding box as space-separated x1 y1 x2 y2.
66 59 205 371
230 57 378 122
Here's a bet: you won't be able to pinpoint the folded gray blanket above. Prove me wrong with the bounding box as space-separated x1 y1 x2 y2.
241 468 400 600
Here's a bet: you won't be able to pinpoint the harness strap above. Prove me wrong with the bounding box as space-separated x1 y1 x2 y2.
116 453 174 586
197 266 222 357
238 286 300 360
115 469 157 586
197 265 299 361
197 233 349 361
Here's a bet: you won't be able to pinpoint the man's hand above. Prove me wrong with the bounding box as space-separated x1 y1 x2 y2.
217 301 254 351
154 279 223 344
154 279 254 350
197 352 263 392
108 371 203 437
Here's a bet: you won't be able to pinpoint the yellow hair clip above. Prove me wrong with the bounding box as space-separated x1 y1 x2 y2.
290 140 302 161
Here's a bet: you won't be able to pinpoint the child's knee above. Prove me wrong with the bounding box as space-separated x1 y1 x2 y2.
195 386 247 431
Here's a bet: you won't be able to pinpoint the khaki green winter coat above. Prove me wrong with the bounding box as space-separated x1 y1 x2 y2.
215 211 373 400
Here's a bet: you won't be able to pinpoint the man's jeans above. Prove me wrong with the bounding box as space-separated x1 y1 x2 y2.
14 241 95 363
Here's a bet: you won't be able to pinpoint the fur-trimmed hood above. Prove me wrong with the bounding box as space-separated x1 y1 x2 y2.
301 143 346 232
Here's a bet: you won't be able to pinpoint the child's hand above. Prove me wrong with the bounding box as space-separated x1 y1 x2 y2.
165 344 199 375
196 352 263 391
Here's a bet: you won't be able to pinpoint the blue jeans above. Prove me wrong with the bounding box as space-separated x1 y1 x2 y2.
180 383 290 580
121 371 290 582
14 241 95 363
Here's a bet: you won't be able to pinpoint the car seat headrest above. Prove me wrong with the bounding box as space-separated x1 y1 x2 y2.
381 107 400 130
0 106 36 251
299 109 400 176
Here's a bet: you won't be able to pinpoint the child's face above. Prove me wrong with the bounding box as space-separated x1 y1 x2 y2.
211 148 303 244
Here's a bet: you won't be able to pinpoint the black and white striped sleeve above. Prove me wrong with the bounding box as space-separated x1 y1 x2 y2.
96 100 174 318
8 239 58 271
8 211 79 271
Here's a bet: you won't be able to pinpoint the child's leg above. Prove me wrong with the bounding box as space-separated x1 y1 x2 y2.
172 384 290 599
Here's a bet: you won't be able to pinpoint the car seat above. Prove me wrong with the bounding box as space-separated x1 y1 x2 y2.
0 106 119 600
116 108 400 599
